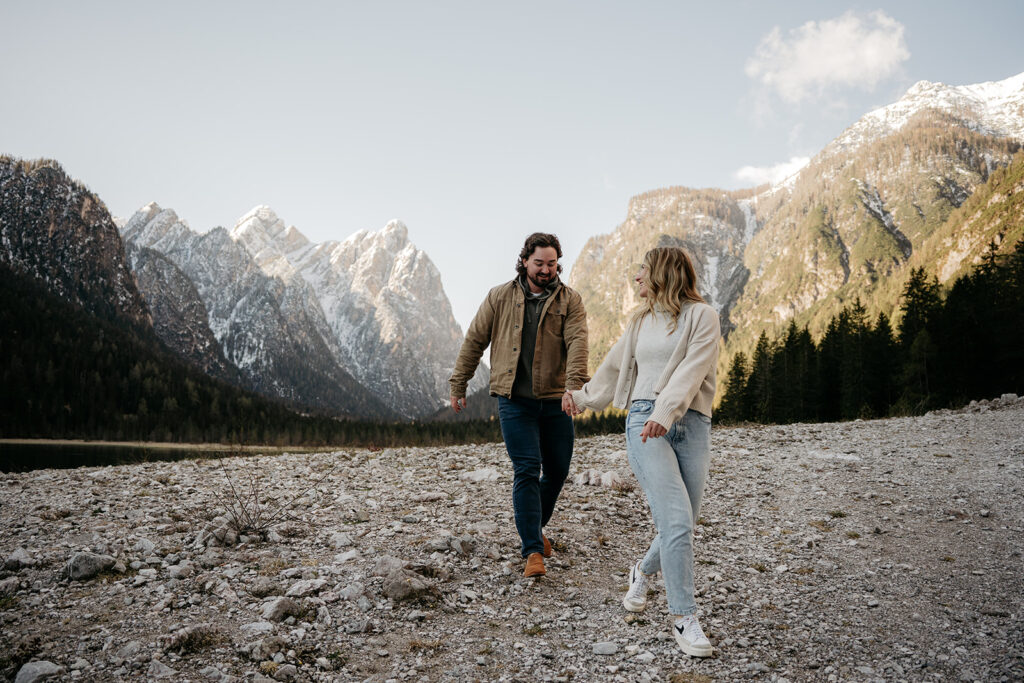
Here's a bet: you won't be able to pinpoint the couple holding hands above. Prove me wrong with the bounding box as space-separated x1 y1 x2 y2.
449 233 721 658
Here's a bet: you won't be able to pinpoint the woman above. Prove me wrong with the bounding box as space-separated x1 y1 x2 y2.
564 246 720 657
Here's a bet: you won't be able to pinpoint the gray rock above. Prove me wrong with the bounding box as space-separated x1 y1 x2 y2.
285 578 327 597
599 471 625 488
147 659 177 678
593 641 618 655
14 662 64 683
460 468 499 482
6 547 33 569
371 555 407 577
248 577 281 598
338 583 366 601
334 549 359 563
381 568 433 602
344 618 371 633
115 640 143 659
240 621 275 635
65 552 115 580
449 535 476 556
168 563 193 579
424 537 451 552
134 537 156 555
469 521 499 535
411 492 446 502
262 597 301 622
273 663 297 681
251 635 288 660
329 532 353 548
0 576 20 596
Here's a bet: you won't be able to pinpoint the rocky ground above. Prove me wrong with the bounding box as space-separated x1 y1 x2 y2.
1 396 1022 683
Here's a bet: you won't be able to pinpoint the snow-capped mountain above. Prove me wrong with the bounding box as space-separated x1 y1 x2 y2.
230 206 487 418
825 72 1024 158
122 204 393 419
125 241 240 385
570 72 1024 372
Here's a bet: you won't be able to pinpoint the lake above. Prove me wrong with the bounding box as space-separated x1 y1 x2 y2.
0 442 302 472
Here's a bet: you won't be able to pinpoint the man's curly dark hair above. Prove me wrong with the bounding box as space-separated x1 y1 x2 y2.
516 232 563 277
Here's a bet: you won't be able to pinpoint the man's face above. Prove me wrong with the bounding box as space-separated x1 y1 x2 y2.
522 246 559 292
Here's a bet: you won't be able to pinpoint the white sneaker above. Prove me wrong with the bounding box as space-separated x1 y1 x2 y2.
673 614 713 657
622 561 650 612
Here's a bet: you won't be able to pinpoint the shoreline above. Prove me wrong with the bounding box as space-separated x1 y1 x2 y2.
0 439 344 453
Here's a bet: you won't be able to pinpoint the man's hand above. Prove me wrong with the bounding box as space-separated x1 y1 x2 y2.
561 391 581 417
450 396 467 413
640 420 667 443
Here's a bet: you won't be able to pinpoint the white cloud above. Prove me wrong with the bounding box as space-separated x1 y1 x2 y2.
745 11 909 104
734 156 811 186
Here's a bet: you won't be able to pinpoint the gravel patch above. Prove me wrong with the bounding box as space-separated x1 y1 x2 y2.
1 397 1021 681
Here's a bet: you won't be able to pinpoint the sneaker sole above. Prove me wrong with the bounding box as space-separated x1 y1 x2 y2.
673 630 713 657
622 596 646 613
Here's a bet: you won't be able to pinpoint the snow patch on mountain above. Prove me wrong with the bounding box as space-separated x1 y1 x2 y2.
230 209 486 417
829 71 1024 156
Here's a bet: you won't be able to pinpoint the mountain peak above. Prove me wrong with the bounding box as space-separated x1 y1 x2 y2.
233 205 287 240
813 71 1024 169
382 219 409 250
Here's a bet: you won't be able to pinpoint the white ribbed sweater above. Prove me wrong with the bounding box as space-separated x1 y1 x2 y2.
571 302 720 428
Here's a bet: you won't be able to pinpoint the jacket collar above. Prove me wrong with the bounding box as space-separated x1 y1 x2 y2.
517 274 561 298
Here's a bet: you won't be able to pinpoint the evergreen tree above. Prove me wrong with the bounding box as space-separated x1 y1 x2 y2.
897 267 941 347
745 333 775 423
865 312 899 416
839 301 871 419
816 315 845 422
896 268 943 412
717 351 749 423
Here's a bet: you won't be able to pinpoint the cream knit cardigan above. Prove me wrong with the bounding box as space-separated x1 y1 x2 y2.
571 301 721 429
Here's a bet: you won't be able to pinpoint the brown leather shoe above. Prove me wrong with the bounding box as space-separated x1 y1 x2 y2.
524 552 546 577
542 534 553 558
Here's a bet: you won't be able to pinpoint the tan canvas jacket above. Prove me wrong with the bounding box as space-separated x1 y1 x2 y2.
449 279 589 400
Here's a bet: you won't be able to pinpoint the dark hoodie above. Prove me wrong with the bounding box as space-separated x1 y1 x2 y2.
511 274 560 399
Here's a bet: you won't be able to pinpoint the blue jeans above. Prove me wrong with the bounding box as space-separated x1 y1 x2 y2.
497 396 575 557
626 400 712 616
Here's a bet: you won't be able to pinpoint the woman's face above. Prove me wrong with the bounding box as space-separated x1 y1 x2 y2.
635 262 649 298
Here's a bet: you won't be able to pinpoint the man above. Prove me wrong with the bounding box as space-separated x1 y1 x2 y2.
449 233 588 577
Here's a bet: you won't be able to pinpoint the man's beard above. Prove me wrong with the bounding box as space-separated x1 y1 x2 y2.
528 272 554 289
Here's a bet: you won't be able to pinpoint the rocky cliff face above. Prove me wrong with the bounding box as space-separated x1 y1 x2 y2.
0 158 151 332
569 187 756 367
570 73 1024 367
125 242 240 385
230 207 487 418
122 205 393 419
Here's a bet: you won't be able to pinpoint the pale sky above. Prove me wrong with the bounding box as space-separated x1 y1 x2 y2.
2 1 1022 331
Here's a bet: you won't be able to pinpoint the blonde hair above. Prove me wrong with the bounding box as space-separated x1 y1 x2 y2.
630 246 705 333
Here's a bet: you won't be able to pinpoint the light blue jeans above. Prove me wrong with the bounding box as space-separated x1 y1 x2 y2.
626 400 712 616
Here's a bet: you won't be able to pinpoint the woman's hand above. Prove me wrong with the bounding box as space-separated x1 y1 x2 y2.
640 420 667 443
562 391 581 416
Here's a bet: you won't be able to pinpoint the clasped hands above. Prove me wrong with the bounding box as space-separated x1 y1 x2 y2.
562 391 666 442
561 390 581 416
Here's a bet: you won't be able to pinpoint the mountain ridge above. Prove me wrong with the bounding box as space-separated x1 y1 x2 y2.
570 71 1024 379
